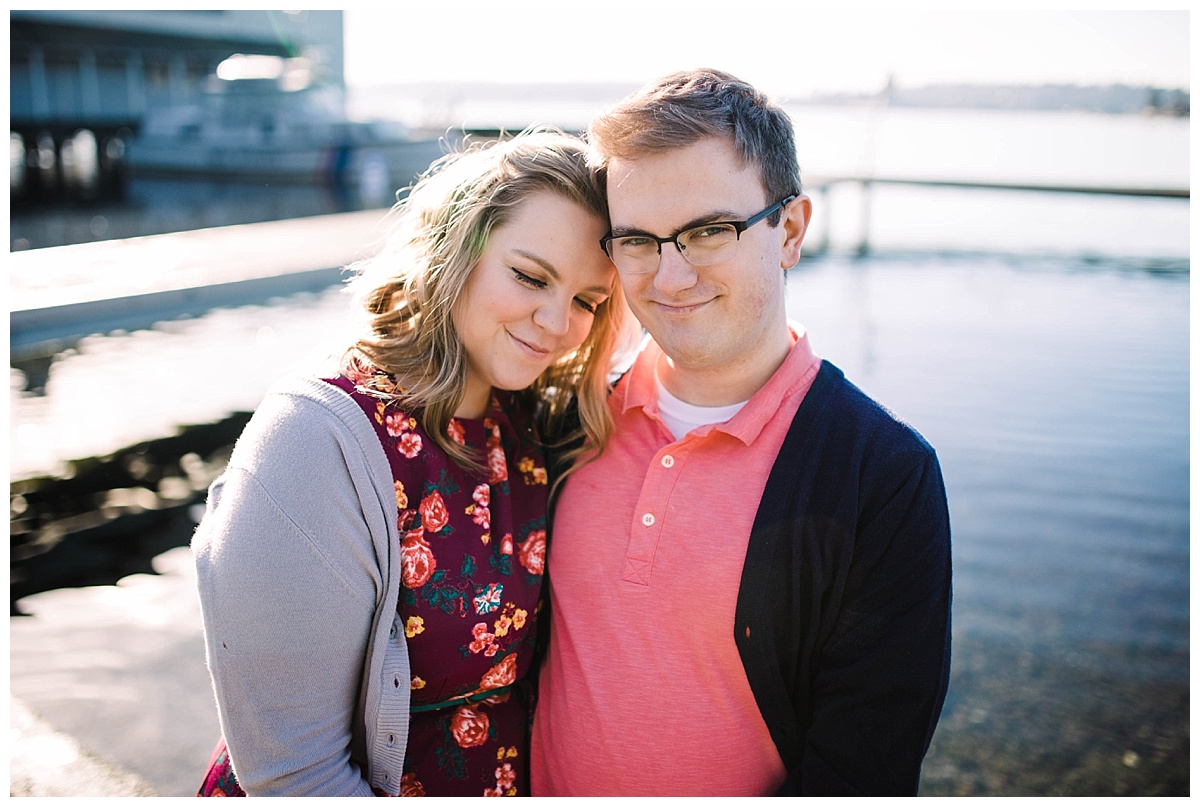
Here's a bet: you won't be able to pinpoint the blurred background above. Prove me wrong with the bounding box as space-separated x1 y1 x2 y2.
9 7 1189 796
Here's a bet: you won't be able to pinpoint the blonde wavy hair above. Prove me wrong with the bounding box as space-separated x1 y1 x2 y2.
342 127 638 483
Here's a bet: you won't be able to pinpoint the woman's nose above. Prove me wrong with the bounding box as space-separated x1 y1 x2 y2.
533 296 570 336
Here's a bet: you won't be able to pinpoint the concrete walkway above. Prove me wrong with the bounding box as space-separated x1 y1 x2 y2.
10 208 393 358
10 546 219 797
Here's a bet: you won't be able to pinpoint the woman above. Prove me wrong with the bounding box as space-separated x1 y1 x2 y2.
192 129 636 796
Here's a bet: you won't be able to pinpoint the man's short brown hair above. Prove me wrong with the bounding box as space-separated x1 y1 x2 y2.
588 68 802 224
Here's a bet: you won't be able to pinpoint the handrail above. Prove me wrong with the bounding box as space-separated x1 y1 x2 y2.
805 175 1189 199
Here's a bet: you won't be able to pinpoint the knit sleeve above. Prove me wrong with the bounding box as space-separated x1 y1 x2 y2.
798 448 952 795
192 392 398 796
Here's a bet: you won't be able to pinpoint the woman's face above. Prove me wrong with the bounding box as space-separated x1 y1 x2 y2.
452 190 615 418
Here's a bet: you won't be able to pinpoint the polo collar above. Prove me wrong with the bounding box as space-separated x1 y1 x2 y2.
618 323 820 446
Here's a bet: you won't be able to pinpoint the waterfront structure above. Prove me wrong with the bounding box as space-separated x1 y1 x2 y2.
10 10 345 201
10 10 344 131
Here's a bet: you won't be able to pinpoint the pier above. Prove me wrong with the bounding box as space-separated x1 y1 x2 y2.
804 175 1190 256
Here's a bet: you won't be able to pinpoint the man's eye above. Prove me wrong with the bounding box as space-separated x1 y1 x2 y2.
691 225 732 239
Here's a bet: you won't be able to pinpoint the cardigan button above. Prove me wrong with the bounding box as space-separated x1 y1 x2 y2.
641 513 655 527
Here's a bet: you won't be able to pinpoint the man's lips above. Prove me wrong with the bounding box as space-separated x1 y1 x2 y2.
647 297 712 314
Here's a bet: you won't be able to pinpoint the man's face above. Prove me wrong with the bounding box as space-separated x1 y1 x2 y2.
605 136 808 390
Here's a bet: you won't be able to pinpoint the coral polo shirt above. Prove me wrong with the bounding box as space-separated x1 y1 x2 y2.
531 327 822 796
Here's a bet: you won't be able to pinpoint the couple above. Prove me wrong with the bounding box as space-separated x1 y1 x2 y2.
192 68 952 797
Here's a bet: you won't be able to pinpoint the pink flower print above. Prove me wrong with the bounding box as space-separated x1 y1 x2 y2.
399 772 425 797
470 622 497 655
471 504 491 532
496 761 516 790
385 411 410 437
450 705 490 748
446 418 466 445
473 582 504 615
419 490 450 534
484 421 507 483
480 653 517 690
398 508 416 532
470 484 491 531
398 432 422 459
499 532 513 556
345 358 377 388
487 445 508 484
400 528 436 588
518 530 546 576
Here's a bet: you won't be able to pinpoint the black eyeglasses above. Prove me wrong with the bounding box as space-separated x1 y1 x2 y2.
600 195 796 274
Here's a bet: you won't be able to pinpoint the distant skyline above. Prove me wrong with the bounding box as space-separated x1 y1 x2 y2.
343 7 1190 98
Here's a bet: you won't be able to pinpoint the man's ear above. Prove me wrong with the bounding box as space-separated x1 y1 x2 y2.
780 194 812 269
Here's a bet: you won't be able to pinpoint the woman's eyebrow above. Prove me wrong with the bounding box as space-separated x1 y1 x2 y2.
513 248 560 279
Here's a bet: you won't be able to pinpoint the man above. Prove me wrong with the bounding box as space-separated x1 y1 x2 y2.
530 69 952 796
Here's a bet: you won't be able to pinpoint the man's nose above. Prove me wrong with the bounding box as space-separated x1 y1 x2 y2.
653 241 699 296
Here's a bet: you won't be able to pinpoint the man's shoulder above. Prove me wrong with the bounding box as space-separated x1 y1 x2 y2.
796 361 936 462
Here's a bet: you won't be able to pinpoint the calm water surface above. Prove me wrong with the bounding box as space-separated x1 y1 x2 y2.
10 250 1188 793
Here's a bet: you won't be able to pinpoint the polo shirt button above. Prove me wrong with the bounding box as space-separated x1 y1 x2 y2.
642 513 655 527
661 454 674 468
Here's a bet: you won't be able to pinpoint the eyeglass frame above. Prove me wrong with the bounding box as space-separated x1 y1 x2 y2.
599 194 798 268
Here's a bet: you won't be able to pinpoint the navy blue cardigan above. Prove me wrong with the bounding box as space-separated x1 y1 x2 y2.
735 360 952 795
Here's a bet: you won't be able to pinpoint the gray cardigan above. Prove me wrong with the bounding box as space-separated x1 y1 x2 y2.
192 376 410 796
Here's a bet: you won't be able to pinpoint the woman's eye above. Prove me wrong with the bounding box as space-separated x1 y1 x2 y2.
574 297 598 314
512 268 546 289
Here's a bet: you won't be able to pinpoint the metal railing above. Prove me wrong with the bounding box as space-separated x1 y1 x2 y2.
804 175 1189 255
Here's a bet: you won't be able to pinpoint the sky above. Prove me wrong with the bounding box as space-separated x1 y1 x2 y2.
343 6 1191 98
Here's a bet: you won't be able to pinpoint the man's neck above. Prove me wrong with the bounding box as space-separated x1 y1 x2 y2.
655 328 794 407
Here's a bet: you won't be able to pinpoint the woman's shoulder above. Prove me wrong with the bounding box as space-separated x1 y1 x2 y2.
226 375 382 475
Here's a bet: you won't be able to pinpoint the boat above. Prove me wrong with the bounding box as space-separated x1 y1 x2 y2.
124 54 451 192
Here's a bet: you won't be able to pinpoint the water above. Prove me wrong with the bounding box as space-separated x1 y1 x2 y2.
8 103 1190 794
9 252 1188 793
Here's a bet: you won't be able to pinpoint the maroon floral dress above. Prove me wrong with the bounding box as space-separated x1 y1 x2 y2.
198 373 549 797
